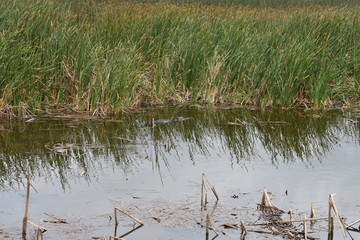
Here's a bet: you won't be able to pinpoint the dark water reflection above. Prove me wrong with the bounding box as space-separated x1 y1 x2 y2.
0 108 358 189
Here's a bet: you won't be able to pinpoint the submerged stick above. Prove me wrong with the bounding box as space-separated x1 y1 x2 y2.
22 175 31 240
114 208 144 226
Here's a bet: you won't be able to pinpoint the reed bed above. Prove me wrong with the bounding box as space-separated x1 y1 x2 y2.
0 0 359 114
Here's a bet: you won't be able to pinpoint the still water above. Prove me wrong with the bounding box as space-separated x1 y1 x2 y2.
0 108 359 239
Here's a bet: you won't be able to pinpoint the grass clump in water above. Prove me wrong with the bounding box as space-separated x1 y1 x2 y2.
0 0 359 115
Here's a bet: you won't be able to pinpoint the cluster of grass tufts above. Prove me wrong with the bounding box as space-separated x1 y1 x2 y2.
0 0 359 115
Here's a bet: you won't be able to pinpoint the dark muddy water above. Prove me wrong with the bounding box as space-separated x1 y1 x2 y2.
0 108 359 240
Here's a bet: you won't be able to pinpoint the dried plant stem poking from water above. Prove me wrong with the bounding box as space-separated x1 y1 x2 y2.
259 189 284 214
303 215 308 240
310 202 316 219
201 175 206 207
114 208 144 227
328 216 334 240
205 212 210 239
240 220 247 240
346 219 360 228
328 194 354 240
204 212 218 239
261 189 273 207
28 221 47 240
288 210 294 222
28 221 47 233
22 175 31 240
201 174 219 207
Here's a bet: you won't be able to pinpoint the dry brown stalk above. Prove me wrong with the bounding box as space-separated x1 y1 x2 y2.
204 212 218 238
222 223 236 229
203 174 219 201
288 210 293 222
328 216 334 240
22 175 31 240
249 216 329 226
261 189 273 207
240 220 247 240
27 221 47 233
201 174 219 207
201 176 206 207
259 189 284 214
270 226 281 235
114 208 144 227
304 216 308 240
346 219 360 228
310 202 316 219
36 228 44 240
328 197 333 238
206 213 210 239
44 212 67 223
329 194 347 239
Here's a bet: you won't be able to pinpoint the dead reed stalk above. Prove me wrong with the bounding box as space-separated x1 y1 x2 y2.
201 173 219 207
303 215 307 240
201 175 206 207
206 212 210 239
22 175 30 240
114 207 144 227
328 194 354 240
261 189 273 207
259 189 284 214
240 220 247 240
44 212 67 223
310 202 316 218
249 216 329 226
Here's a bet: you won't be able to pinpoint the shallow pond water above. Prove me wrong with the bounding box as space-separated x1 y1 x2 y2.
0 108 359 240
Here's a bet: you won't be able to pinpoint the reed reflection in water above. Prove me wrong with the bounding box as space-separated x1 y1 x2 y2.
0 109 358 189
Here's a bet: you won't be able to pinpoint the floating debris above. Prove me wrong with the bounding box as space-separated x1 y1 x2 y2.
43 212 67 224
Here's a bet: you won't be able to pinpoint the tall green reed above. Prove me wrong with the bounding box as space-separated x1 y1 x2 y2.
0 0 359 114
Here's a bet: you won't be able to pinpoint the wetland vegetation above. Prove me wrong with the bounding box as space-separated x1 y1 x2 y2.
0 0 359 116
1 0 360 238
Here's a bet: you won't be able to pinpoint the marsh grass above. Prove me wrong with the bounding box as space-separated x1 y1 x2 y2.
0 0 359 114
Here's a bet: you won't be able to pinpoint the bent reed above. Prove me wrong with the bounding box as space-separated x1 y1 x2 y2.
0 0 359 115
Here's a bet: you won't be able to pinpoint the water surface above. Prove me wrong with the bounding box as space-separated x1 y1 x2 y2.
0 108 359 239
